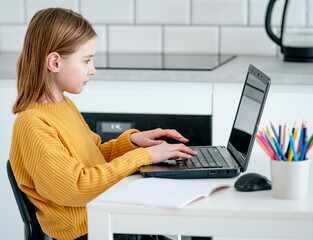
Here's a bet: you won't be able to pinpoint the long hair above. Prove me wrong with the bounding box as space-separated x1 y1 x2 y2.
12 8 97 114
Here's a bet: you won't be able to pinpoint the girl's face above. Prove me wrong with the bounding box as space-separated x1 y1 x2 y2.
52 37 97 101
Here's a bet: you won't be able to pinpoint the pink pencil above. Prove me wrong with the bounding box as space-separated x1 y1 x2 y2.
255 134 276 160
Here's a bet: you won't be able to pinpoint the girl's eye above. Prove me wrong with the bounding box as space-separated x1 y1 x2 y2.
85 60 90 64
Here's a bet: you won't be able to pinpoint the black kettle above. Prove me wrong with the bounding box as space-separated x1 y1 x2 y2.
265 0 313 62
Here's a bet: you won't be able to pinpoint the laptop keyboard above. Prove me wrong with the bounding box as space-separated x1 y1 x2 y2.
175 147 229 169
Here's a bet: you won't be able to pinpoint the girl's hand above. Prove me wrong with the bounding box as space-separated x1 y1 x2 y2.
145 142 197 164
130 128 189 147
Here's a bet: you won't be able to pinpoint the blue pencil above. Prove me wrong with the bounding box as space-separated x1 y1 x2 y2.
289 132 298 161
300 137 308 161
302 122 307 153
273 137 287 161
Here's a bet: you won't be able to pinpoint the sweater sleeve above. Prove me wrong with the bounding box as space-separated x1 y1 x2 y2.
14 112 152 207
65 97 141 161
35 145 150 207
98 129 141 162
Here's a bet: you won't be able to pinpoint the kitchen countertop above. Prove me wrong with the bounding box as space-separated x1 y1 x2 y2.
1 53 313 85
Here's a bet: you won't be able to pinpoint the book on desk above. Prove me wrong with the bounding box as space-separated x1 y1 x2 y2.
98 178 230 208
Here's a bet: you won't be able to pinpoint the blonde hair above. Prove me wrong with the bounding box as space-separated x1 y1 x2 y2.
12 8 97 114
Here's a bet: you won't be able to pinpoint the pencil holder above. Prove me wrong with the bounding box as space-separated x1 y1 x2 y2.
271 159 310 200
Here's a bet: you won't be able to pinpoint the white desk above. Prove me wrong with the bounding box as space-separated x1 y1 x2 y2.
87 152 313 240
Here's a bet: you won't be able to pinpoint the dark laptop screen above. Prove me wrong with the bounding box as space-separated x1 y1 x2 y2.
228 65 270 170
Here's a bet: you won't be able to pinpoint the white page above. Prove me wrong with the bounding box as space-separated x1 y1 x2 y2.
128 178 230 196
100 188 205 208
98 178 230 208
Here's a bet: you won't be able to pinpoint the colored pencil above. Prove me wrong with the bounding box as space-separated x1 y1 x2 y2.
289 131 298 161
270 121 279 142
266 127 275 146
258 127 269 144
297 121 304 155
255 134 276 159
266 134 280 160
287 127 298 161
307 133 313 146
278 120 282 145
307 133 313 150
306 140 313 155
282 122 286 152
302 122 307 152
256 137 274 159
300 137 308 161
273 137 287 161
285 122 296 158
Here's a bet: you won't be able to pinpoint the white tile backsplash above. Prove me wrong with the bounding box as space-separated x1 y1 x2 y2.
136 0 190 24
249 0 284 26
308 0 313 27
221 27 277 56
164 26 218 54
0 0 311 55
81 0 134 24
109 26 162 53
0 0 24 23
93 26 107 53
25 0 78 22
192 0 248 25
0 26 27 52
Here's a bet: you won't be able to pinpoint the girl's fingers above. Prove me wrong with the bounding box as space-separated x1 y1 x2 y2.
155 129 189 143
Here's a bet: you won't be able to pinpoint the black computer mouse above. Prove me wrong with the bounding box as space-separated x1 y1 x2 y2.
234 173 271 192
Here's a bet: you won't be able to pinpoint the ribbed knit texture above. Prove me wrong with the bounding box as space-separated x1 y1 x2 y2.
9 96 152 240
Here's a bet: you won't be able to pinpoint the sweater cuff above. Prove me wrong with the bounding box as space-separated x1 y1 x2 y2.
120 128 140 148
125 147 153 166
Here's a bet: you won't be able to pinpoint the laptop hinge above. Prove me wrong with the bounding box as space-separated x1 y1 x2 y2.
227 142 245 170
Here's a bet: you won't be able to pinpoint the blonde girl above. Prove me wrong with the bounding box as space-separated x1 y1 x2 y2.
10 8 196 240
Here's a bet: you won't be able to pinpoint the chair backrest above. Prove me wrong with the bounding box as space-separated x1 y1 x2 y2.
7 160 50 240
7 160 35 223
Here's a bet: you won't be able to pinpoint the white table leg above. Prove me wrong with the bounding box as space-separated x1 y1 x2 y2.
88 212 113 240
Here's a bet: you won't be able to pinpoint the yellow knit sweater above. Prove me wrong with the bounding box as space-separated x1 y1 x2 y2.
9 96 152 240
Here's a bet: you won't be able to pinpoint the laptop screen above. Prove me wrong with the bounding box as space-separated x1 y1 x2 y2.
228 65 270 171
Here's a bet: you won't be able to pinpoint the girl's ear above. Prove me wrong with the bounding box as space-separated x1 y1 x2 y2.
47 52 60 72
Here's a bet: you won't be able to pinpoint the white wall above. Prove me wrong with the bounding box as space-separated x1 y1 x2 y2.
0 0 312 55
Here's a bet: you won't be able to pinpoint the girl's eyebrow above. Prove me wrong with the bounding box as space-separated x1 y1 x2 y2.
82 54 94 58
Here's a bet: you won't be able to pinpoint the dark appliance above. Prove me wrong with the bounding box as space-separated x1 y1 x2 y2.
81 112 211 146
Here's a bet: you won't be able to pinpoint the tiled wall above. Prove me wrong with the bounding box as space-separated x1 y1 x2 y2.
0 0 312 55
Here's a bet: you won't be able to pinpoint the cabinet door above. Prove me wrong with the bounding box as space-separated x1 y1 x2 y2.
213 83 313 153
66 81 213 115
212 83 242 146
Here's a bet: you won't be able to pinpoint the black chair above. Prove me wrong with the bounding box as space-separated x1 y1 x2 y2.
7 160 52 240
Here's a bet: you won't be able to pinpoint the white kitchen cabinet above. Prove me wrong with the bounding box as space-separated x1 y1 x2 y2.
212 82 313 154
66 80 213 115
0 80 22 240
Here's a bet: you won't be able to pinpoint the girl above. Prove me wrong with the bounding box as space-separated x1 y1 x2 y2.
9 8 196 240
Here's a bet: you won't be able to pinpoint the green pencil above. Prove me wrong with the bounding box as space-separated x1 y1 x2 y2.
307 133 313 149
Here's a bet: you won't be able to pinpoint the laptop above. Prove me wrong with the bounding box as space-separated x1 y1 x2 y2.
140 64 271 179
